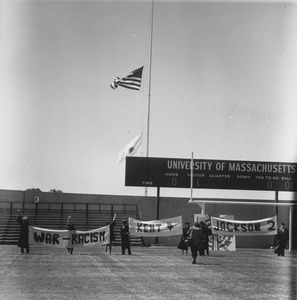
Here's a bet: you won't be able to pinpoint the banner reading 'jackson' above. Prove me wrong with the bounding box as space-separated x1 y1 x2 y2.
210 216 277 236
128 216 183 237
29 225 110 248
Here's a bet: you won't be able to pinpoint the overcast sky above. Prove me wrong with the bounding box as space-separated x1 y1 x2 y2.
1 0 297 200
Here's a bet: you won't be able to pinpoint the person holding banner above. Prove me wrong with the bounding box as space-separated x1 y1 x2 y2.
200 221 212 256
274 223 289 257
120 220 131 255
66 216 76 255
187 222 203 264
16 210 30 254
105 214 116 255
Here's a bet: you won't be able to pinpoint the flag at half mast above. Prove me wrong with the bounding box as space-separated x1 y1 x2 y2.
117 132 143 163
110 67 144 91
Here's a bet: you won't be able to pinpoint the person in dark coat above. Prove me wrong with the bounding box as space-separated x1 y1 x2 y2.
187 222 203 264
200 221 212 256
66 216 76 255
120 220 131 255
177 222 190 255
16 210 30 254
105 214 116 254
274 223 289 256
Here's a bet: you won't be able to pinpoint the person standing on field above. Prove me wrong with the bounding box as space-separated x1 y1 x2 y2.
120 220 131 255
66 216 76 255
105 214 116 254
274 223 289 257
177 222 190 255
200 221 212 256
16 210 30 254
187 222 203 264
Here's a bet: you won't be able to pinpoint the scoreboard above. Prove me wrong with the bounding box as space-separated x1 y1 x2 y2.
125 157 297 192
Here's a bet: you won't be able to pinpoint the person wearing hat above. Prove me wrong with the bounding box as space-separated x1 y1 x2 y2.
187 221 203 264
16 210 30 254
120 220 131 255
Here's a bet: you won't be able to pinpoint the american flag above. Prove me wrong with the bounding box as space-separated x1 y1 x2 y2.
110 66 143 91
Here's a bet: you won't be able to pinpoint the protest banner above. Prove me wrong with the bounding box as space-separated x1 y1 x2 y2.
211 216 277 236
29 225 110 248
129 216 183 237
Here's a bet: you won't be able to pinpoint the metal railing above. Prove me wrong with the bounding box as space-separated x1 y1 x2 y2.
0 202 139 218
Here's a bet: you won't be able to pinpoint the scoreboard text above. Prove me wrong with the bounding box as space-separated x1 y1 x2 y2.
125 157 297 192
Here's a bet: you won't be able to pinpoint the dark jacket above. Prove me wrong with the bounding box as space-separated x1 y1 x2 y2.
188 225 203 248
17 215 29 248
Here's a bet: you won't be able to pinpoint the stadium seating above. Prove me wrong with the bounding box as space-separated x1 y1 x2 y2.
0 203 143 246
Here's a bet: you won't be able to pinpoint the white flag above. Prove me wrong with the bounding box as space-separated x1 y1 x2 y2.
117 132 143 163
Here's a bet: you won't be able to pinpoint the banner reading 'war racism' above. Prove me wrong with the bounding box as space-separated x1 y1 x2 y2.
211 216 277 236
29 225 110 248
129 216 183 237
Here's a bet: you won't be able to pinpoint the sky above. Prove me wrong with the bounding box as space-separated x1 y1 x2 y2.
1 0 297 201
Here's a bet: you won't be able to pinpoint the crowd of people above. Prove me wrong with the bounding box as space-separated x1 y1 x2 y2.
178 221 213 264
178 221 289 264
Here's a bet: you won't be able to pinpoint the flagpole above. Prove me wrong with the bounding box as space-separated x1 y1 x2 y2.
145 0 154 197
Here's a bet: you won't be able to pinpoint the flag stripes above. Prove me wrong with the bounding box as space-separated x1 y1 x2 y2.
111 67 143 91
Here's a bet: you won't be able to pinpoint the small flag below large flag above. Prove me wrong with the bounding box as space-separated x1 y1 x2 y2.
117 132 143 163
110 67 144 91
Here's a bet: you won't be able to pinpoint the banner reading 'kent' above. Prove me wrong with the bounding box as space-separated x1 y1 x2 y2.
211 216 277 236
29 225 110 248
129 216 183 237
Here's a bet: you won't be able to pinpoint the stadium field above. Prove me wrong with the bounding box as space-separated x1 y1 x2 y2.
0 245 296 300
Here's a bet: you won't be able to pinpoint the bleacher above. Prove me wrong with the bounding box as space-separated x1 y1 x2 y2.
0 202 143 246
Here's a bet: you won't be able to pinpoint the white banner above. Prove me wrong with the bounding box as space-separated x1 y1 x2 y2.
211 216 277 236
129 216 183 237
29 225 110 248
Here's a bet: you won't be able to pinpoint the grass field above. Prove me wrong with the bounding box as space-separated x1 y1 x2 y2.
0 245 296 300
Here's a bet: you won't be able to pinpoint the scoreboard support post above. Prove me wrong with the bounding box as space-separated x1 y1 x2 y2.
274 191 278 247
155 187 160 245
289 206 293 251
